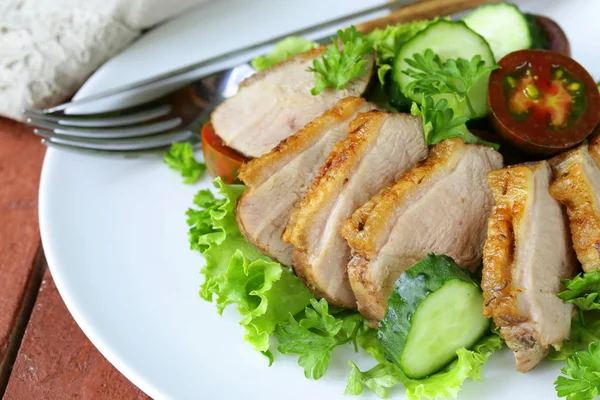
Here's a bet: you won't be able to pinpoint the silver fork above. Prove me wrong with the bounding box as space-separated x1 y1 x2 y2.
22 0 421 155
24 63 255 156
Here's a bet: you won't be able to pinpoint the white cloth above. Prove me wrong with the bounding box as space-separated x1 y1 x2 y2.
0 0 209 121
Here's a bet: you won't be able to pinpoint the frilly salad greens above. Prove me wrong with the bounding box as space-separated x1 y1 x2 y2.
251 36 318 72
280 20 499 147
166 3 600 399
550 270 600 400
186 179 503 399
164 142 206 184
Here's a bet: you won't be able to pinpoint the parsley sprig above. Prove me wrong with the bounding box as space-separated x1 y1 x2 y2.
164 142 206 184
559 270 600 311
403 49 499 117
308 26 373 95
553 270 600 399
276 298 367 379
555 342 600 400
411 95 498 148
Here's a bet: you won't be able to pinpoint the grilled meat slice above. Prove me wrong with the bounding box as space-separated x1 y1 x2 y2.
284 111 428 308
483 161 576 372
343 139 503 322
211 47 375 158
550 134 600 272
236 97 376 266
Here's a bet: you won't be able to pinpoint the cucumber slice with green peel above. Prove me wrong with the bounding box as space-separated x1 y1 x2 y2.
463 2 532 61
392 20 495 118
378 254 490 380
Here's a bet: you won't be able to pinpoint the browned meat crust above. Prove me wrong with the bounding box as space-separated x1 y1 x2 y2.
343 138 463 262
235 97 371 266
283 111 387 306
238 97 368 187
344 139 501 321
483 162 575 372
550 135 600 272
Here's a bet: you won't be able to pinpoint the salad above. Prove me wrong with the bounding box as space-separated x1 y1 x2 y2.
164 2 600 399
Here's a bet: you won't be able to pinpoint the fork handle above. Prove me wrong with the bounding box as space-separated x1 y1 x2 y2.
355 0 497 33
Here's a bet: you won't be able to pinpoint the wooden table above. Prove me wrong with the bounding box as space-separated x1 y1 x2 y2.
0 118 150 399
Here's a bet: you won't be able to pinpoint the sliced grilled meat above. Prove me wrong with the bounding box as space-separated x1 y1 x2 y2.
211 47 375 158
236 97 376 266
284 111 428 308
483 161 576 372
550 134 600 273
343 139 503 322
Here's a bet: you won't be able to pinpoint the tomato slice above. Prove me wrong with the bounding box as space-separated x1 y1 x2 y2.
488 49 600 155
201 122 249 184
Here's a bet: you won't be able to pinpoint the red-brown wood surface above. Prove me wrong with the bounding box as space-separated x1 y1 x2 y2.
3 270 150 400
0 117 149 399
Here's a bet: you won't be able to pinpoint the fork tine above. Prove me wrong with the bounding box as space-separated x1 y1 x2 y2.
28 117 182 138
23 104 172 128
35 129 194 151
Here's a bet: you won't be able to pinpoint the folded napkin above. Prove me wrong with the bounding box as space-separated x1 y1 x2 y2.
0 0 210 121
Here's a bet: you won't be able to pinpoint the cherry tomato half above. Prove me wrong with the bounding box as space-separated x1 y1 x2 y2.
201 122 249 184
488 49 600 155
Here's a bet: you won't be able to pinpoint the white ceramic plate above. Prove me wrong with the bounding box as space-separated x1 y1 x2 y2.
39 1 600 399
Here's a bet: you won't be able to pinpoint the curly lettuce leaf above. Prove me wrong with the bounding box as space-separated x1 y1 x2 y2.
188 178 313 353
252 36 317 71
347 329 502 399
367 19 435 85
164 142 206 184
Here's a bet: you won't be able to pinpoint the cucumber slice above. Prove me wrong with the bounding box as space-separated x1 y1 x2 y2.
463 3 532 61
378 254 489 379
393 20 495 118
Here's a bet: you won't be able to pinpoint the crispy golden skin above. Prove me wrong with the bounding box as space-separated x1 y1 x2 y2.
343 139 501 321
343 140 461 321
483 162 575 372
236 97 370 266
283 111 387 305
550 134 600 272
284 111 427 307
238 97 367 186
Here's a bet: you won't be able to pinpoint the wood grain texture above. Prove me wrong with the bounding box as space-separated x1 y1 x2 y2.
3 270 151 400
0 117 149 398
0 118 46 388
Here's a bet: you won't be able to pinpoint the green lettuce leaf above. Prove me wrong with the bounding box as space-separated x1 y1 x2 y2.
347 329 502 399
367 19 435 85
252 36 317 71
188 178 313 353
164 142 206 184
